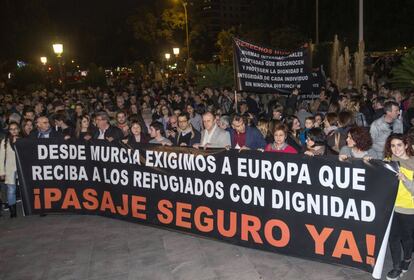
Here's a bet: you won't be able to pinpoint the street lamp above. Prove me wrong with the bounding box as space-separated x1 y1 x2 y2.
52 43 64 89
52 43 63 57
40 57 47 65
165 53 171 60
174 0 190 59
173 47 180 57
315 0 319 44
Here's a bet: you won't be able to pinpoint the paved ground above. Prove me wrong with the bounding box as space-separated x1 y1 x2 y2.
0 208 413 280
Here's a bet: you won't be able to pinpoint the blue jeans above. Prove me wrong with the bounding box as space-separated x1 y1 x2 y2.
7 184 16 206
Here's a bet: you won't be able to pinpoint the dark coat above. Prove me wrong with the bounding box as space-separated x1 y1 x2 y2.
29 129 63 139
124 133 150 144
173 129 201 147
93 125 124 141
230 126 266 150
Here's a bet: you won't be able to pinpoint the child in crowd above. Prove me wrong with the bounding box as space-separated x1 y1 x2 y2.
299 116 315 145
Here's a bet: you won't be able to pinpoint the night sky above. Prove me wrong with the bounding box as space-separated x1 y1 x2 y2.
1 0 413 67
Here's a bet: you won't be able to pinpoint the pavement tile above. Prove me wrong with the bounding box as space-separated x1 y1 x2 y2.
0 214 395 280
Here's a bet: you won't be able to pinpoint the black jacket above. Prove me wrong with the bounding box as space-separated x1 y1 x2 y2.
93 125 124 141
29 129 63 139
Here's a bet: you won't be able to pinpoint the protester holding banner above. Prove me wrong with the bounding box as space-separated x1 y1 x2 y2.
29 116 62 139
122 120 149 144
383 134 414 280
338 126 375 161
75 114 96 141
149 121 172 146
230 114 266 150
264 123 297 154
194 112 230 149
172 113 200 147
0 122 20 218
93 111 123 142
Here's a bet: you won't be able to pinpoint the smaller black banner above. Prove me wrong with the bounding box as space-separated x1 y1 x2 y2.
233 38 313 94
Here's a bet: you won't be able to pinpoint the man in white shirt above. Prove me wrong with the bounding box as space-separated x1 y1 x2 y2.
193 112 230 149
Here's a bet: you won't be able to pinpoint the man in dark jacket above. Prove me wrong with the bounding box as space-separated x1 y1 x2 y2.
93 111 123 142
29 116 62 139
172 113 201 147
230 114 266 150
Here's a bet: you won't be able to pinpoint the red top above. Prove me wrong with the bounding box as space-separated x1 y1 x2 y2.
265 143 297 154
233 132 246 147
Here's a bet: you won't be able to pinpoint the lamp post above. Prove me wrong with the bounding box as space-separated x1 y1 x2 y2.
40 57 47 65
358 0 363 43
173 47 180 57
52 43 64 89
174 0 190 59
182 1 189 60
52 43 63 58
315 0 319 44
165 53 171 73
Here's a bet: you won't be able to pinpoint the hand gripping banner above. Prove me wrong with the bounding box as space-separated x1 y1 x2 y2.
15 139 398 278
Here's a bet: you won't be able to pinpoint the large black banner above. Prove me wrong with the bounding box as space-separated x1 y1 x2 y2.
16 139 398 278
233 38 314 94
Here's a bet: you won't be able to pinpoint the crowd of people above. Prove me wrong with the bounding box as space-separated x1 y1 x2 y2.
0 75 414 279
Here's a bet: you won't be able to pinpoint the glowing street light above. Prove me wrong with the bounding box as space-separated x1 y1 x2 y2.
173 47 180 56
52 43 63 57
165 53 171 60
52 43 64 89
40 57 47 65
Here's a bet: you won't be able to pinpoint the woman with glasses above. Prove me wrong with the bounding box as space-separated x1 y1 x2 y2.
0 122 21 218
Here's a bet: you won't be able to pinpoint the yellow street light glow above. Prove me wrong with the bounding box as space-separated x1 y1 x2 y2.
165 53 171 60
53 43 63 57
173 47 180 56
40 57 47 65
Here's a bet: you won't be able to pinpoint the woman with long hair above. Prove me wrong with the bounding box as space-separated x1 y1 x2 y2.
157 105 172 131
21 118 34 138
257 118 272 143
75 114 95 141
122 121 149 144
285 116 302 153
383 134 414 279
326 111 354 155
0 122 21 218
